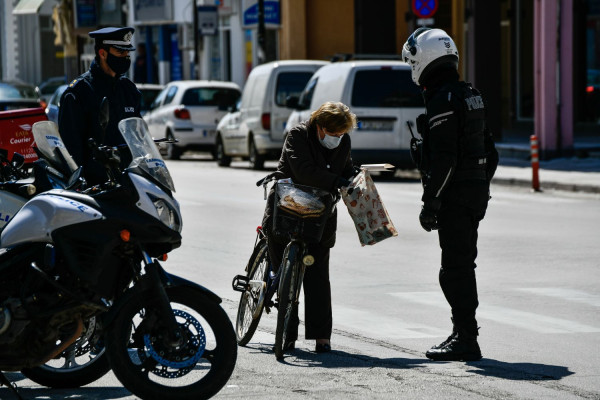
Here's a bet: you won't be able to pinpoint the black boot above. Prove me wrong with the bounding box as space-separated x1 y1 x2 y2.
426 329 482 361
430 319 457 350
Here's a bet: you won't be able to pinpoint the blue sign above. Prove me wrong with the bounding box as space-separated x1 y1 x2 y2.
74 0 97 28
243 1 280 28
170 32 183 81
412 0 438 18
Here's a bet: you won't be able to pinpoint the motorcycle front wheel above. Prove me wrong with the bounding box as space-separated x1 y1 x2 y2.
105 286 237 400
21 316 110 388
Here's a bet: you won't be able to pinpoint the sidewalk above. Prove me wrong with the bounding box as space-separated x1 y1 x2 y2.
494 140 600 194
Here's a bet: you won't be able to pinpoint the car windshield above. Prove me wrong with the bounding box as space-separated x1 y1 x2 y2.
181 87 240 109
118 117 175 192
0 83 37 99
351 69 422 108
275 72 314 106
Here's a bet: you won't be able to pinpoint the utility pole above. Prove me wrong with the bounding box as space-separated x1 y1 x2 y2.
257 0 266 64
193 0 199 79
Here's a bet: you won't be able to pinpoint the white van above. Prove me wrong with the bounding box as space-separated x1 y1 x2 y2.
285 60 424 169
216 60 327 169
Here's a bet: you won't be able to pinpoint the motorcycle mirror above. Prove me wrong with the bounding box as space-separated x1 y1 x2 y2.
11 152 25 170
99 97 110 143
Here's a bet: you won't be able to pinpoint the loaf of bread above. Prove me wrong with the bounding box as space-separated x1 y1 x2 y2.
278 193 325 216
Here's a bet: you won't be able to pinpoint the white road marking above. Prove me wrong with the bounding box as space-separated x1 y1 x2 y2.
334 305 447 339
518 287 600 307
388 291 600 334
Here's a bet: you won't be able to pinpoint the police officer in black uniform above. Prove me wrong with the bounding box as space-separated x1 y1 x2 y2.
402 28 498 361
59 27 142 185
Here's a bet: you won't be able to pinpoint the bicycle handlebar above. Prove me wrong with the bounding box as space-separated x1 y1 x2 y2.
256 171 284 187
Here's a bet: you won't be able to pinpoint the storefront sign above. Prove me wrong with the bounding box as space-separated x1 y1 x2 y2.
133 0 173 23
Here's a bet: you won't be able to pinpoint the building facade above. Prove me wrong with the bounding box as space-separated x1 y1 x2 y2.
1 0 598 158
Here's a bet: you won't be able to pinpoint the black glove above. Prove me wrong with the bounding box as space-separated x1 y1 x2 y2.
419 199 440 232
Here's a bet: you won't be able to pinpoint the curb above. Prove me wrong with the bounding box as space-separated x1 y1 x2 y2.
393 169 600 194
491 177 600 194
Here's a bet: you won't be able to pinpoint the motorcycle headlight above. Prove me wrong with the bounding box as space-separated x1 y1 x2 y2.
151 196 181 232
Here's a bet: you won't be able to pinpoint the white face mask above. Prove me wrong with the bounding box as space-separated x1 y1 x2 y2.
319 134 342 149
319 128 343 149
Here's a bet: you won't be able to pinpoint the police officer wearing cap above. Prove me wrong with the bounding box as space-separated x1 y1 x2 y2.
59 26 142 185
402 28 498 362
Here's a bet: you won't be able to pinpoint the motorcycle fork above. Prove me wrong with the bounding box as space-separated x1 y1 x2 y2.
143 260 182 347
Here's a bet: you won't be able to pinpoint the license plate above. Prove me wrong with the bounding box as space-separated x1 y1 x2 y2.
359 119 395 131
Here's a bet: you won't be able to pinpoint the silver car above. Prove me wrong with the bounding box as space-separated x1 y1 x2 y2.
44 84 68 124
143 80 241 160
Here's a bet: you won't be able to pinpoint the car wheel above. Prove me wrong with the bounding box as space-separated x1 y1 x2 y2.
166 131 182 160
216 135 231 167
248 138 265 170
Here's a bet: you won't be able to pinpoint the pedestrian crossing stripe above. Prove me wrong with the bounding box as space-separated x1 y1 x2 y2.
388 291 600 334
517 287 600 307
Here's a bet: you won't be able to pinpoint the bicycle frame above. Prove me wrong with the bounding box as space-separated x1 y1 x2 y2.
232 171 337 355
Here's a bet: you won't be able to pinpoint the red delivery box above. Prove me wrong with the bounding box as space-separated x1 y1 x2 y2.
0 107 47 164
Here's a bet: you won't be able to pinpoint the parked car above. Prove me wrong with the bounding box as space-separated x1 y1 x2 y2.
44 84 68 124
136 83 164 117
215 60 328 169
144 80 241 160
284 60 424 169
35 76 67 107
0 80 43 112
586 69 600 122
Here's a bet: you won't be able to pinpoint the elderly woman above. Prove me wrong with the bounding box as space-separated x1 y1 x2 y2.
263 101 357 354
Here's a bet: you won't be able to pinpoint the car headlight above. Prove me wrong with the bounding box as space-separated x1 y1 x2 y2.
151 196 181 232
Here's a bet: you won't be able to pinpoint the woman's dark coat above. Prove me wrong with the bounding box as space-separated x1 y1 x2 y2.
263 120 354 247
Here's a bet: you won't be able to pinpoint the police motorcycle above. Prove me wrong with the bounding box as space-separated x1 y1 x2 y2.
0 112 237 399
0 120 109 390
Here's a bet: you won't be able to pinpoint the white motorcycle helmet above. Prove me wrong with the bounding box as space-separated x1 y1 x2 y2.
402 27 459 86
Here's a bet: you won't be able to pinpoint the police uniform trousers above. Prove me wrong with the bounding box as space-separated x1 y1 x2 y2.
267 235 333 341
436 182 488 336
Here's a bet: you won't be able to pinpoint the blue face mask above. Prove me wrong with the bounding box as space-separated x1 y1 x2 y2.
319 132 343 149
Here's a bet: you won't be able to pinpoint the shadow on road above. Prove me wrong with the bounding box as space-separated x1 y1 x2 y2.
0 372 133 400
273 348 573 382
465 359 574 380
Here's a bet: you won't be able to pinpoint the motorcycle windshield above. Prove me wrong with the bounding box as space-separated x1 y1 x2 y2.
32 121 78 174
118 118 176 192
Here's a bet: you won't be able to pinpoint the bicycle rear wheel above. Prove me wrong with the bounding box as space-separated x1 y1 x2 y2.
274 243 300 360
235 240 270 346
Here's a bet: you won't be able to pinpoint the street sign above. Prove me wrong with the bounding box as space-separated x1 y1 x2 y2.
412 0 438 19
198 6 218 36
242 0 280 28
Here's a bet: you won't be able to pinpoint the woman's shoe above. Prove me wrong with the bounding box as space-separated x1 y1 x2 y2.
283 340 296 351
273 340 295 353
315 343 331 353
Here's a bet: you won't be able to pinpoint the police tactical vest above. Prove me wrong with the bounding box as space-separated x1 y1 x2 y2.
445 81 488 180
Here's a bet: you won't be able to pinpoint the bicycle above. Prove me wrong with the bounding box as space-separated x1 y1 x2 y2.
232 172 337 360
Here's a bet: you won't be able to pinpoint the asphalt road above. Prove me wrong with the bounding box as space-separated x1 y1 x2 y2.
2 158 599 399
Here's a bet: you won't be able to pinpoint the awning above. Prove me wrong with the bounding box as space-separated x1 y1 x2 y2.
12 0 45 15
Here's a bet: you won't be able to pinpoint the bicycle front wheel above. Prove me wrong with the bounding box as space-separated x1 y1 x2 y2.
235 240 270 346
274 243 300 360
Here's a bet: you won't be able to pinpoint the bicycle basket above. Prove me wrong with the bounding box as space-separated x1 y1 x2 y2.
272 182 333 243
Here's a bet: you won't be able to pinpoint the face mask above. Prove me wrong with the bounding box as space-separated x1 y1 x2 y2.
319 132 343 149
106 52 131 75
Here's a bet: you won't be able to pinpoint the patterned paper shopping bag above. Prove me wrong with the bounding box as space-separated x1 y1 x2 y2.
341 169 398 246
